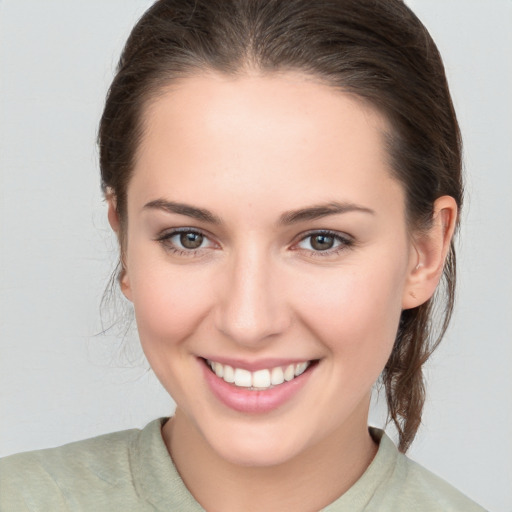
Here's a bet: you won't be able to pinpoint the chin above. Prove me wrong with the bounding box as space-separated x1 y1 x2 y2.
214 440 302 468
200 420 312 468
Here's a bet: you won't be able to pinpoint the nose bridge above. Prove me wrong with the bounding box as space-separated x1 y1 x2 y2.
215 241 288 346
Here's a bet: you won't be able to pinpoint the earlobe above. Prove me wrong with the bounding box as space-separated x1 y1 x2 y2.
402 196 458 310
119 267 133 302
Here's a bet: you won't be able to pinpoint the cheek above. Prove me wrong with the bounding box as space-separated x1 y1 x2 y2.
296 263 405 362
129 261 214 347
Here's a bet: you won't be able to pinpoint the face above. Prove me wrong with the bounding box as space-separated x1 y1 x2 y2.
119 72 419 467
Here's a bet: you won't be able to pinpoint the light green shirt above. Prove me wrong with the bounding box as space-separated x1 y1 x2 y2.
0 418 486 511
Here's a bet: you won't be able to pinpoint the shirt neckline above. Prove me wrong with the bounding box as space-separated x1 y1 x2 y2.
130 418 398 512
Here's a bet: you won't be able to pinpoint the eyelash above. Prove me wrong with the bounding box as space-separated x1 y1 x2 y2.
156 228 355 258
294 229 355 258
156 228 214 257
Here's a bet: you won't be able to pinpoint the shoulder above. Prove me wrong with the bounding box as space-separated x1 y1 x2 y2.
0 424 138 477
392 455 486 511
369 430 487 512
0 421 158 511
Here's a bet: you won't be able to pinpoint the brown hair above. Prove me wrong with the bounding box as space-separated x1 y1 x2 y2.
98 0 462 452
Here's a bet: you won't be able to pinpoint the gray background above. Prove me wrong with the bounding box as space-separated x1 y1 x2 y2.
0 1 510 510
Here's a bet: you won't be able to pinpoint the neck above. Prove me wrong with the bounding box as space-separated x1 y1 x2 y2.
162 405 378 512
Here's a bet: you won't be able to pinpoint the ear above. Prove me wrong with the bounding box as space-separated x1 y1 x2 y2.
106 192 121 234
402 196 458 310
106 194 133 302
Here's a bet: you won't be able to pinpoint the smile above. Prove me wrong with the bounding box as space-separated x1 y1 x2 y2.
206 359 312 390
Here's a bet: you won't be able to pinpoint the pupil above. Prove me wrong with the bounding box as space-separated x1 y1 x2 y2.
312 235 334 251
180 232 203 249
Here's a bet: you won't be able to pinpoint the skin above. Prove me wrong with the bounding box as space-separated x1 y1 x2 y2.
108 71 457 512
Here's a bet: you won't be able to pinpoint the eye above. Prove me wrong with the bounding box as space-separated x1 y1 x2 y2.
156 228 215 255
295 230 353 256
178 231 205 249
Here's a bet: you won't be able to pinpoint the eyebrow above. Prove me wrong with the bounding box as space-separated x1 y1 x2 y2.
143 199 374 225
278 201 375 225
143 199 222 224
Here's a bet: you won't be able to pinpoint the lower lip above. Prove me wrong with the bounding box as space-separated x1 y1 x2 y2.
201 360 316 414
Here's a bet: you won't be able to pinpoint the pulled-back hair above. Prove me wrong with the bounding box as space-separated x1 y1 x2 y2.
98 0 462 452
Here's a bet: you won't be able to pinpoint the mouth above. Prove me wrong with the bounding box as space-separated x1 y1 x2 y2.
201 357 319 413
203 358 317 391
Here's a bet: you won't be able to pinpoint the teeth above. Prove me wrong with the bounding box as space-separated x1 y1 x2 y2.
207 359 311 390
213 362 224 378
270 366 284 385
295 362 308 377
223 365 235 383
284 364 295 381
252 369 271 388
234 368 252 387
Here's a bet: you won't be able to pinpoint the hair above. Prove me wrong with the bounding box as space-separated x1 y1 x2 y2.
98 0 462 453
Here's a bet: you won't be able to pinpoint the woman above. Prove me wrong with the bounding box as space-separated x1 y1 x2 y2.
0 1 490 510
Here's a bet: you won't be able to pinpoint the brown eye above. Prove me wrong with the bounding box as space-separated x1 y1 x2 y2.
157 229 215 256
296 231 353 256
310 234 335 251
180 232 204 249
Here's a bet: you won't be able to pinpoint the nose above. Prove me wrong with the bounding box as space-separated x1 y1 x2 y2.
214 245 291 347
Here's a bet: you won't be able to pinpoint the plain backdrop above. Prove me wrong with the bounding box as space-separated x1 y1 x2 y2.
0 1 511 511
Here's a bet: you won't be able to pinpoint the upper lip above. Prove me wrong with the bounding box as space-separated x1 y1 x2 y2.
200 356 317 371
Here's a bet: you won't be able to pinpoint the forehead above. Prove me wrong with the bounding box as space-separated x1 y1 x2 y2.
129 71 404 220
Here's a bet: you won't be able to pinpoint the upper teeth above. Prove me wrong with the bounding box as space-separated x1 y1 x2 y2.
207 360 310 390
